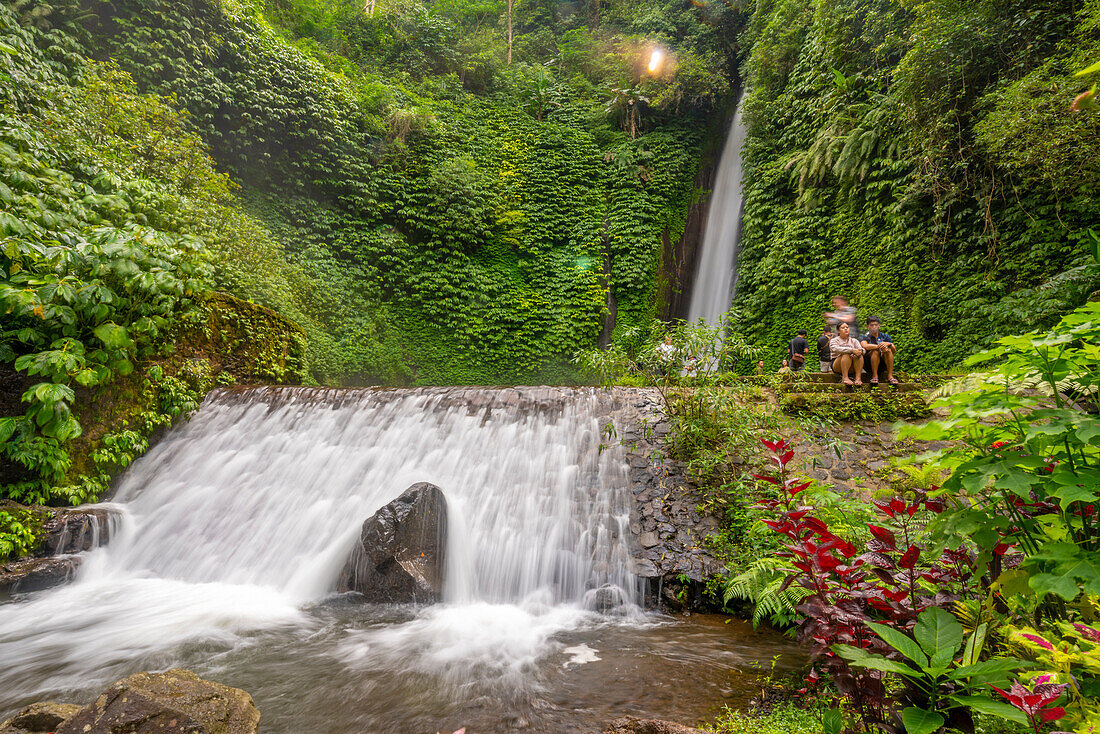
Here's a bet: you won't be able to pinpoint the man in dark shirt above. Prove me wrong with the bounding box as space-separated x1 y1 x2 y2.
860 316 898 384
817 325 833 372
788 329 809 372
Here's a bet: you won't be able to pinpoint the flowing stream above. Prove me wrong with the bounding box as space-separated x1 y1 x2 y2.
0 386 797 732
687 93 749 326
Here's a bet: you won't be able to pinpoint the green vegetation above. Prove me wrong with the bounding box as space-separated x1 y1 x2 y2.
734 0 1100 370
70 0 742 384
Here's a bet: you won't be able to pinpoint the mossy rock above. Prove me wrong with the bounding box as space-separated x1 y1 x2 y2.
780 391 932 421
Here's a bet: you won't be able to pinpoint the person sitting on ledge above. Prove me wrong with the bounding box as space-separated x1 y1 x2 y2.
860 315 898 385
829 322 865 386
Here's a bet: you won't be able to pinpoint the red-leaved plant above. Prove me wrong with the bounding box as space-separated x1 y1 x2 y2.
990 676 1069 733
754 438 980 733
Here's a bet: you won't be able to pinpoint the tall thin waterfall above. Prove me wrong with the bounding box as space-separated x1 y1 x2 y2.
687 93 748 326
0 387 642 704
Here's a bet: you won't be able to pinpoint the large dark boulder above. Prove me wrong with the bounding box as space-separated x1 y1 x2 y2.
0 556 81 595
337 482 448 603
53 669 259 734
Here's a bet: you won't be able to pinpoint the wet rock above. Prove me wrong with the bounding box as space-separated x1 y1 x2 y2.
631 558 658 577
0 702 82 733
603 716 703 733
40 507 116 556
639 531 659 548
0 556 81 595
832 469 850 480
867 460 887 471
337 482 447 604
54 669 259 734
587 584 630 612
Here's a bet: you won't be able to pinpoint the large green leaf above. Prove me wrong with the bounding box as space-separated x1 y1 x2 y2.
913 607 964 660
948 658 1026 685
947 695 1027 724
93 322 134 350
848 657 924 678
866 621 930 667
901 706 944 734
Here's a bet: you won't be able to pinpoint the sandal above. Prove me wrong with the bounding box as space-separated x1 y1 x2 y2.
889 376 899 384
870 377 879 385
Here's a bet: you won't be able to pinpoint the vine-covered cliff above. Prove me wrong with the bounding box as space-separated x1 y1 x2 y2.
733 0 1100 370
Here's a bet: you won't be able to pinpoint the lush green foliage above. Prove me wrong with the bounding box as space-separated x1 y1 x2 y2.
734 0 1100 371
68 0 740 385
0 7 307 552
903 301 1100 607
0 8 209 506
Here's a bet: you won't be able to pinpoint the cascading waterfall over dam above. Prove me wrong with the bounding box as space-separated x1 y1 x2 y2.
0 386 654 729
687 93 749 326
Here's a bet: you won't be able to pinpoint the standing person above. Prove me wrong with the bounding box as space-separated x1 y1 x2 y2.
824 296 857 336
787 329 809 372
817 325 833 373
860 316 898 385
829 322 865 386
755 360 765 375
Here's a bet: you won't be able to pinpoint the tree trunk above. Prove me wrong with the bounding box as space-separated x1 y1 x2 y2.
507 0 513 65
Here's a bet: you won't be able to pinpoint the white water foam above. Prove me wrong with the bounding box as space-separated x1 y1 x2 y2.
0 387 643 708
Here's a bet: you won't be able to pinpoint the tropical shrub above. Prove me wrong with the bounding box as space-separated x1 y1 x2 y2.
902 301 1100 610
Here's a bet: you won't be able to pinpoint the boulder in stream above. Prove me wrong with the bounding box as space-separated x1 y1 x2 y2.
602 716 704 734
52 668 260 734
337 482 448 603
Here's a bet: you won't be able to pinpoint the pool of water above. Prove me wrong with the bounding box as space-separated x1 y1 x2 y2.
0 593 799 733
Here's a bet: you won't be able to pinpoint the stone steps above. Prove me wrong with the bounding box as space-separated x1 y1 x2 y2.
779 381 923 394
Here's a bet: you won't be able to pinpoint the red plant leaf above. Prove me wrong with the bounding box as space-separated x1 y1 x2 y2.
762 439 787 452
868 525 896 548
898 545 920 569
788 480 812 496
1040 707 1066 722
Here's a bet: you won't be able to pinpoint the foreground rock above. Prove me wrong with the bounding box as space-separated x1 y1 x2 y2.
337 482 448 603
0 702 81 733
0 556 81 595
2 669 259 734
603 716 704 734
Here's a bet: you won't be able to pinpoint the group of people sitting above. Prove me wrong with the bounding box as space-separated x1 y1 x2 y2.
784 297 900 386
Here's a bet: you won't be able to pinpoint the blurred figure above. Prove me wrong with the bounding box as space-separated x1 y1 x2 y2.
824 296 857 335
817 324 833 372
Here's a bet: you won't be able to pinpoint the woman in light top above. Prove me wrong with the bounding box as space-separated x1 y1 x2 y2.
829 322 865 386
